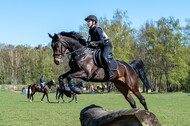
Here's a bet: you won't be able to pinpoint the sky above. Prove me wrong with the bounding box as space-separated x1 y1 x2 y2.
0 0 189 47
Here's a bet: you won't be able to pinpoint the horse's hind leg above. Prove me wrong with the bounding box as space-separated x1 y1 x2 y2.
69 95 74 103
30 91 36 102
75 94 78 103
61 94 65 103
132 89 148 110
114 81 136 109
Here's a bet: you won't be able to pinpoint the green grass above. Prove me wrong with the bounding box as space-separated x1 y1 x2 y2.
0 87 190 126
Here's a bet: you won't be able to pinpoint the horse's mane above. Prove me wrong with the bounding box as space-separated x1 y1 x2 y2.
60 31 87 46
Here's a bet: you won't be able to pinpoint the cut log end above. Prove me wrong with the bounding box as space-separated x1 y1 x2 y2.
80 104 161 126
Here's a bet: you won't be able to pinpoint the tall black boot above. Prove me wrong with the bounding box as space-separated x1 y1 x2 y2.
103 59 114 78
105 68 114 78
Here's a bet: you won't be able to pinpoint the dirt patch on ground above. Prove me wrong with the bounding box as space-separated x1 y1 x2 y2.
5 85 26 93
6 85 17 91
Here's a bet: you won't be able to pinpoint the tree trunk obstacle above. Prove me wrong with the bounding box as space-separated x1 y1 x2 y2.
80 104 161 126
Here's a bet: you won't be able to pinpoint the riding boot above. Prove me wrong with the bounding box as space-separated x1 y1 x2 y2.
105 68 114 78
103 60 114 78
41 84 43 91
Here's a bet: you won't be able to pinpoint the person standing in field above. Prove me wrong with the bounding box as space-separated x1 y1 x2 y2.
91 85 95 95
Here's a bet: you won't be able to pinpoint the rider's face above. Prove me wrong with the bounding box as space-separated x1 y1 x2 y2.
87 20 93 28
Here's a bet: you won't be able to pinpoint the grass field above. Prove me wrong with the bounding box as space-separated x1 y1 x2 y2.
0 85 190 126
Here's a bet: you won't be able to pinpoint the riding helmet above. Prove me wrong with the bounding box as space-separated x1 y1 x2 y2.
85 15 98 23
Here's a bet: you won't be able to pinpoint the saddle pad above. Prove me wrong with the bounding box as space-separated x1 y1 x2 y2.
93 50 118 71
109 58 118 70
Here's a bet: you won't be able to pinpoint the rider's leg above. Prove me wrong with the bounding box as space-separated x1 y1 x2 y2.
101 45 114 78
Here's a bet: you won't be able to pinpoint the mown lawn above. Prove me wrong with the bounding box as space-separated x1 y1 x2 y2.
0 85 190 126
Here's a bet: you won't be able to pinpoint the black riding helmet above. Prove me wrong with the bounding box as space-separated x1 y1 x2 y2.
85 15 97 23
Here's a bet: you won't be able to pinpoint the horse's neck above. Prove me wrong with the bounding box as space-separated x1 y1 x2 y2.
63 37 84 52
46 82 51 88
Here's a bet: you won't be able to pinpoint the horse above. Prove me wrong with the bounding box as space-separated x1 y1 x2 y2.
27 80 56 103
48 31 150 110
55 81 85 103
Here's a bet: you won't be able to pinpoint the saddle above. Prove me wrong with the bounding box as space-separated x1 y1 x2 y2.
88 49 118 80
39 85 47 91
93 49 118 70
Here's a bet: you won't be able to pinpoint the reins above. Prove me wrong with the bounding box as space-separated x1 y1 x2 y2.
52 37 87 57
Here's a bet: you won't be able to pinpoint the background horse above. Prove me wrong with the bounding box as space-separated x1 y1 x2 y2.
27 80 56 103
48 32 150 110
56 81 85 103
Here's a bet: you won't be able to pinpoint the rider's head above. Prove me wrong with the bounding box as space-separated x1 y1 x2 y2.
85 15 97 28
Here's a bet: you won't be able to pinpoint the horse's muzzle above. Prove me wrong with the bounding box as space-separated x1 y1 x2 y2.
55 60 60 65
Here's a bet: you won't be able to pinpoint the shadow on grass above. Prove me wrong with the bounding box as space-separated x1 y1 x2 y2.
182 90 190 93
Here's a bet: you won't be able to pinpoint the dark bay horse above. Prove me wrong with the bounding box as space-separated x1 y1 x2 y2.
48 31 150 110
56 81 85 103
27 80 56 103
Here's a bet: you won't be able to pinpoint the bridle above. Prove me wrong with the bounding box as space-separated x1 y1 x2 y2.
52 39 66 57
52 35 86 58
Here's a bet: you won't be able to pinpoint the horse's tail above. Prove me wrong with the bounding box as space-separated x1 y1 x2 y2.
56 87 59 99
27 85 31 99
130 59 151 91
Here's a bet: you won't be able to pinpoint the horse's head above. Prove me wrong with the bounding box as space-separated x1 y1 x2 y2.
48 33 67 65
50 79 56 87
49 32 86 65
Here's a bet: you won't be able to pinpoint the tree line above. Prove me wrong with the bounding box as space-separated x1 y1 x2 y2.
0 10 189 92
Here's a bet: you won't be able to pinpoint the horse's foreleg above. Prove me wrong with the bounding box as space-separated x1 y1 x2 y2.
67 70 88 84
46 93 50 103
41 93 45 102
114 81 136 109
58 70 73 88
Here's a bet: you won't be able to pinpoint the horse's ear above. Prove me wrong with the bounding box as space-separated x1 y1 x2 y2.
54 33 59 39
48 33 53 39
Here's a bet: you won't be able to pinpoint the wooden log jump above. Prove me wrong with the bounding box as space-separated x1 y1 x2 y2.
80 104 161 126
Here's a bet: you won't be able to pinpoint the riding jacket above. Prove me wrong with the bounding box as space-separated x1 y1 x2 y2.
89 25 112 47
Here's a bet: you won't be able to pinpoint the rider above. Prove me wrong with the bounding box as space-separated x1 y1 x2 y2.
40 75 45 91
85 15 114 78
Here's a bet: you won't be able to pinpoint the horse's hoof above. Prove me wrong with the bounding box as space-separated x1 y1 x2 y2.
41 101 43 103
30 100 32 102
76 101 78 104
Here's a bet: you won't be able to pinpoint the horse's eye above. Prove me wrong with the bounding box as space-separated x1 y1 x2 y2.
55 43 59 48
